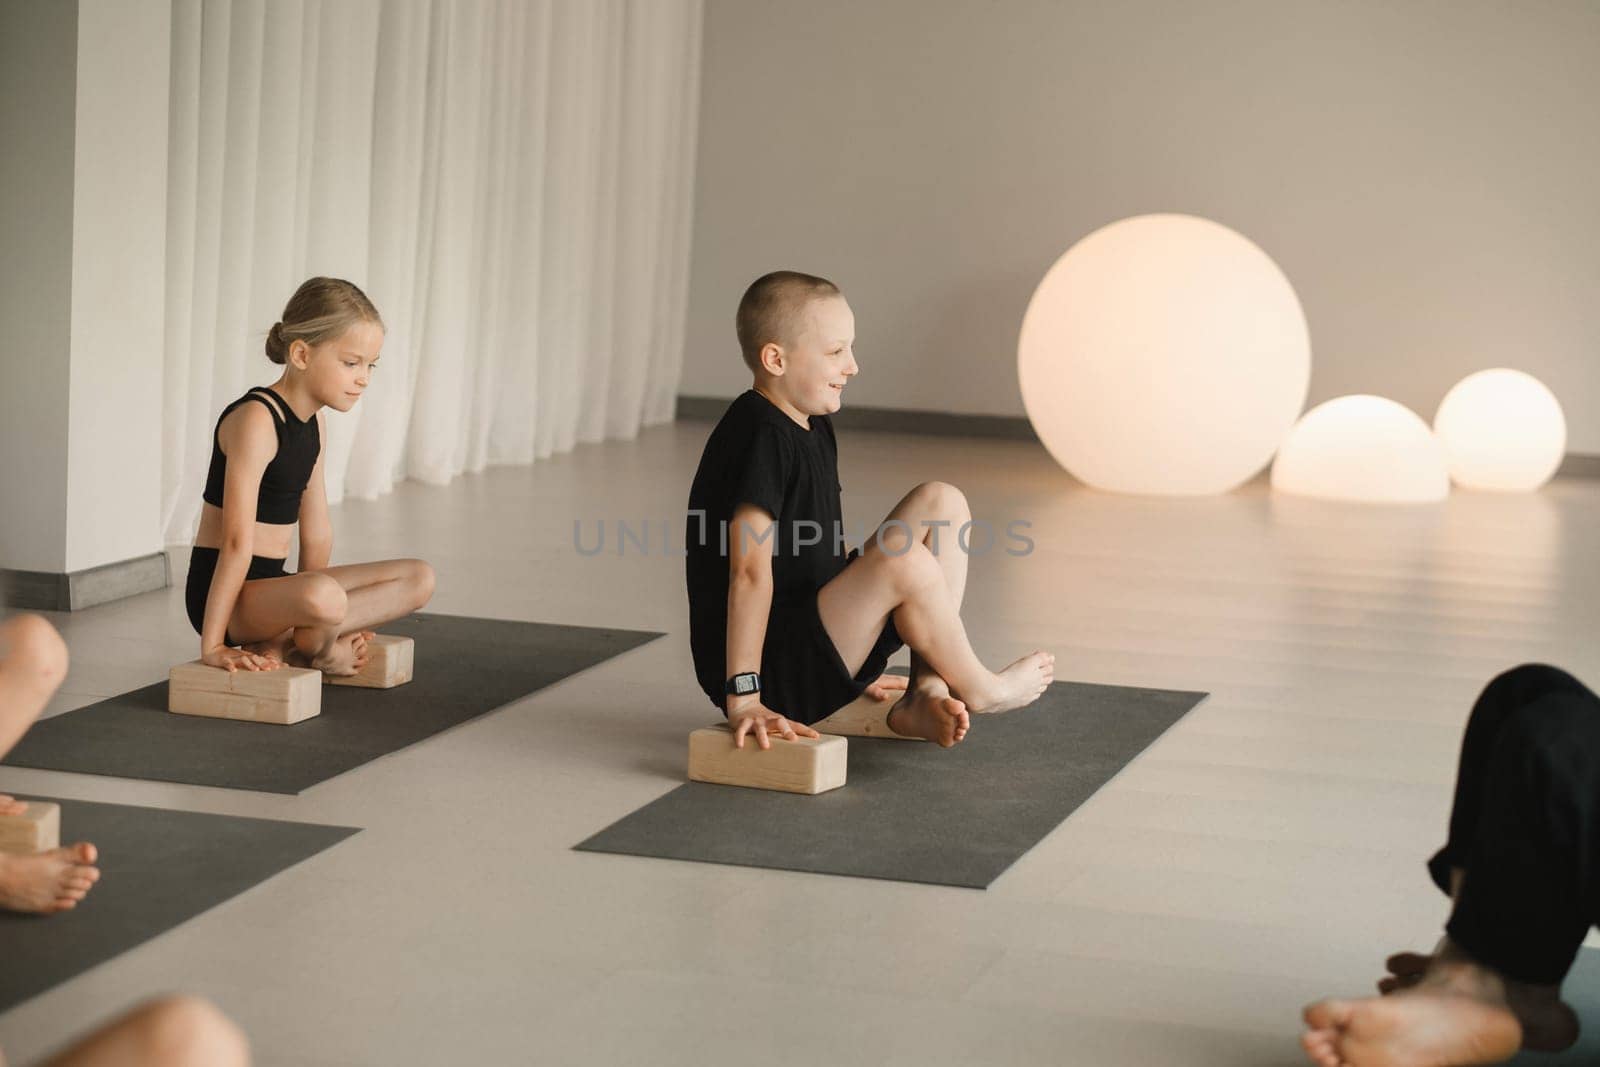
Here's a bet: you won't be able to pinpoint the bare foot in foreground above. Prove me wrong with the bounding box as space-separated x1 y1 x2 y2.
963 652 1055 715
0 842 100 914
1304 950 1531 1067
307 631 373 678
886 677 970 747
1379 946 1578 1052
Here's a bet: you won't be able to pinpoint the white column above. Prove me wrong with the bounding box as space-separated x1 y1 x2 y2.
0 0 170 601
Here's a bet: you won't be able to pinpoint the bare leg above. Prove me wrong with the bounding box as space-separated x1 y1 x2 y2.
817 486 1052 719
311 558 436 633
0 614 69 758
859 483 974 743
226 559 433 676
41 995 249 1067
871 483 971 671
0 615 101 915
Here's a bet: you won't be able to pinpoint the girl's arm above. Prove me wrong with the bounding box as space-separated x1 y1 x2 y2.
200 404 278 668
297 413 332 572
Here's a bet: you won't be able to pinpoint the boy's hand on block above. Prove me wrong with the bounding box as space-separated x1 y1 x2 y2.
0 794 27 817
727 701 820 750
202 645 283 673
862 673 909 702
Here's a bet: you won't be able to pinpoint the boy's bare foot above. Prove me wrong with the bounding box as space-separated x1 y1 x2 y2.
0 793 27 817
1379 949 1578 1052
963 652 1055 715
1304 950 1535 1067
1379 951 1431 994
0 842 100 914
309 631 373 678
886 678 970 747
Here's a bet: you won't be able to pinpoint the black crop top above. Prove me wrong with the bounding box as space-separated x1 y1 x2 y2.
201 387 321 525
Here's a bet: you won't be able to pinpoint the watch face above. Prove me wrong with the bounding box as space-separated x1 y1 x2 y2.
734 674 757 695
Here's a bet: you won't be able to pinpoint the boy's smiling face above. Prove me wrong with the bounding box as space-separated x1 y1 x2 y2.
760 294 858 424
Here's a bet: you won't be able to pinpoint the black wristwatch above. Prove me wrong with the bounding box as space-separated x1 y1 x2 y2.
725 672 761 697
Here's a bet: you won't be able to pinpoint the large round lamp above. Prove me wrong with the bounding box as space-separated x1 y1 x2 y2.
1018 214 1310 495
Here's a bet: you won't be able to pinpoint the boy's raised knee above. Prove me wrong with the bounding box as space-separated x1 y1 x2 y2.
911 480 970 521
300 574 348 628
0 613 68 688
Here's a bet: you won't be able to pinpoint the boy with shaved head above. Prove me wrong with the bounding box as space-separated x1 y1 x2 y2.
685 270 1054 750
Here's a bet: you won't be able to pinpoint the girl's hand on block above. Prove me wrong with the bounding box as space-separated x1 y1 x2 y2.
203 645 283 673
727 702 820 750
0 794 27 817
863 673 909 702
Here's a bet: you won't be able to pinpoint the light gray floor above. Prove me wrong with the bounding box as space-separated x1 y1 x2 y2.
2 421 1597 1066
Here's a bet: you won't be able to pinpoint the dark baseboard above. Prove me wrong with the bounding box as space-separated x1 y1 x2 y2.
1559 453 1600 480
676 395 1599 478
2 551 169 612
675 395 1039 442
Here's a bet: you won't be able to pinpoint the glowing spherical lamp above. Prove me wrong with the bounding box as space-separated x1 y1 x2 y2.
1433 369 1565 491
1018 214 1311 496
1271 395 1449 503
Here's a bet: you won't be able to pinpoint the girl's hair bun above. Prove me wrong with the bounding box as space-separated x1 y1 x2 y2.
265 321 288 364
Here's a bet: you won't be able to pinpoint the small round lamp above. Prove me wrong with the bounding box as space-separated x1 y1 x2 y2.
1271 395 1449 504
1433 369 1565 491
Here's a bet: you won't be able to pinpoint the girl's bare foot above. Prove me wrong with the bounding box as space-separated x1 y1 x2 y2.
0 793 27 817
311 631 373 678
245 630 295 666
886 678 970 747
1379 949 1578 1052
963 652 1055 715
0 842 100 914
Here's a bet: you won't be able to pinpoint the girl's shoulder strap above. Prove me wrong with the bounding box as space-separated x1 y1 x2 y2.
213 388 287 450
243 386 291 426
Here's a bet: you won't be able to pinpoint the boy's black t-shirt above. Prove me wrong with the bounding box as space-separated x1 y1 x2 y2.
686 389 849 702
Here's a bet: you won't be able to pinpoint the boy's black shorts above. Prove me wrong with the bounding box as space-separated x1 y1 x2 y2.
757 587 903 727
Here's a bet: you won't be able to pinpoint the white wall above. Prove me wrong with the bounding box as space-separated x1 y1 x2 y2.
0 0 169 577
683 0 1600 453
0 0 77 573
64 0 169 573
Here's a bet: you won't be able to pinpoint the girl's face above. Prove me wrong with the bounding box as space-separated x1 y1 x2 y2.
294 320 384 412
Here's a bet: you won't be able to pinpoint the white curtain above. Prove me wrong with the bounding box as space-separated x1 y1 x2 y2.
161 0 703 544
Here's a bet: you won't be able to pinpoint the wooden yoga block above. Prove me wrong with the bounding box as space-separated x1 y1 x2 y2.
168 661 321 724
0 801 61 854
327 634 414 689
687 725 848 795
814 693 922 741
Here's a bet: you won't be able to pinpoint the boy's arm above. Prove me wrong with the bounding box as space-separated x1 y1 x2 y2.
725 503 820 750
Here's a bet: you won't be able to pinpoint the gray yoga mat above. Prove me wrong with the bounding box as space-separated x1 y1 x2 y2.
1510 948 1600 1063
576 679 1206 889
1 614 662 795
0 797 356 1012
